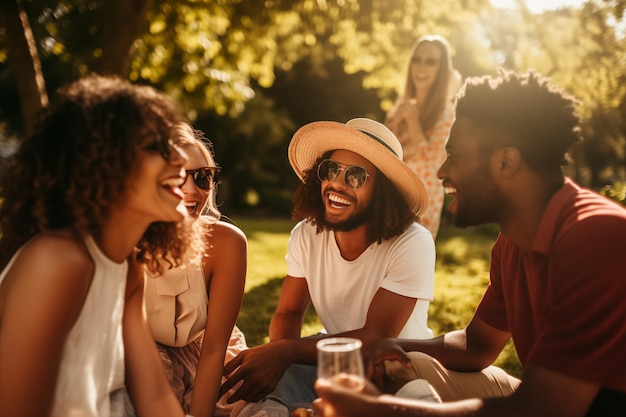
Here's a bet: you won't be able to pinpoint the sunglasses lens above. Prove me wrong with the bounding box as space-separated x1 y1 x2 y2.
194 170 210 190
318 160 340 182
317 160 368 189
344 166 368 189
187 168 219 191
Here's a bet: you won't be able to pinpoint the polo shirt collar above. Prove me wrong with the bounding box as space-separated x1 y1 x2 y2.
531 177 577 255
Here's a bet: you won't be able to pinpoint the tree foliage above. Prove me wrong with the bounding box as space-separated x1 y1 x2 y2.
1 0 625 212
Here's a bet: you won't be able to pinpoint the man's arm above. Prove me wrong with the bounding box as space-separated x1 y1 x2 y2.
313 365 600 417
273 286 419 366
392 314 511 372
340 288 418 343
269 275 312 341
220 275 311 402
221 282 419 402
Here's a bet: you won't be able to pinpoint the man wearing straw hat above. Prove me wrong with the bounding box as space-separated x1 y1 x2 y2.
220 118 436 414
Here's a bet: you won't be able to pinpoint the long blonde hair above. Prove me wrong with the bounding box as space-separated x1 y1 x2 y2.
402 34 453 136
176 122 222 222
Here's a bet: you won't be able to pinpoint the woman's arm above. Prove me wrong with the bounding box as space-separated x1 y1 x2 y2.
124 255 185 417
189 221 248 417
0 234 93 417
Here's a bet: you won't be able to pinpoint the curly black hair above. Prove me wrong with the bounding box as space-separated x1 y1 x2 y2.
0 74 203 272
291 152 417 245
455 69 583 174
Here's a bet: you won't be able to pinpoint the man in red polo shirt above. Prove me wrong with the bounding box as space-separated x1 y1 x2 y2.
312 70 626 416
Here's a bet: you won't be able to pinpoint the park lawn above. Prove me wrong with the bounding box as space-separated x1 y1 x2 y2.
231 216 523 378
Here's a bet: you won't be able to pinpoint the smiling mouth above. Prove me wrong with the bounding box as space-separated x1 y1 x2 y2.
161 176 185 189
185 201 199 214
444 186 457 196
328 193 352 209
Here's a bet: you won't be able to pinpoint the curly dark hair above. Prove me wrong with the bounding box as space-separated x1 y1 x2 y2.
0 74 202 272
291 152 417 245
455 69 583 174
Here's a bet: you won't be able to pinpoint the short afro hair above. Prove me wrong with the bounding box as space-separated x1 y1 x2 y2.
455 69 583 173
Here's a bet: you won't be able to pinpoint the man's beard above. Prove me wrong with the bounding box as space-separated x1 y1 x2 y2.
323 199 374 232
453 167 506 228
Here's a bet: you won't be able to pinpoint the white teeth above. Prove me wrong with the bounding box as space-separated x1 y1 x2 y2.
444 186 456 195
184 202 198 213
329 194 351 206
162 177 184 187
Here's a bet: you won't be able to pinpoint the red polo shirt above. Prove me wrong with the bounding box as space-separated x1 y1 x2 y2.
476 178 626 393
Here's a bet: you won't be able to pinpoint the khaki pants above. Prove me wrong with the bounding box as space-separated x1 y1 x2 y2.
385 352 521 403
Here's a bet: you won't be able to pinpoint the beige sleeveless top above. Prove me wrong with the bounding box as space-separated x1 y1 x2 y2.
0 235 127 417
144 263 208 347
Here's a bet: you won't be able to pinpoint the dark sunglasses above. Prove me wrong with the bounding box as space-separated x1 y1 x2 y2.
185 167 220 191
410 56 439 67
317 159 370 190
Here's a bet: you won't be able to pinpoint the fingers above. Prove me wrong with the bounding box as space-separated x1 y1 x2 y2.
312 397 337 417
367 362 387 391
315 379 381 417
314 380 342 416
372 349 411 367
218 374 238 399
219 368 273 403
223 352 244 375
219 360 247 399
229 381 271 403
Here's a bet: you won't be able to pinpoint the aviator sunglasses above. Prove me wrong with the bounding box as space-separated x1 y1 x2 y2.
186 167 221 191
317 159 371 190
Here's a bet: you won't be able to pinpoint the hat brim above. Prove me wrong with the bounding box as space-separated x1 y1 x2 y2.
288 121 429 217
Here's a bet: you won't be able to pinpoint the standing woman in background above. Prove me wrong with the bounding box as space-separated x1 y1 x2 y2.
142 122 248 417
0 74 203 417
385 34 459 238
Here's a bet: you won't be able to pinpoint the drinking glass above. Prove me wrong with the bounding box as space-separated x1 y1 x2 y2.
316 337 366 392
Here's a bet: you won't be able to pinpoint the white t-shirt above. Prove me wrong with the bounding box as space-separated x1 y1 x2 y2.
286 220 435 339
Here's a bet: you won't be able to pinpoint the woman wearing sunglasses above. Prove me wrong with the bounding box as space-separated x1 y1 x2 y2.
141 122 248 417
385 34 460 238
0 75 204 417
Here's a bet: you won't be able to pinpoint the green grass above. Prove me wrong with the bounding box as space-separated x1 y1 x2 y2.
232 217 522 378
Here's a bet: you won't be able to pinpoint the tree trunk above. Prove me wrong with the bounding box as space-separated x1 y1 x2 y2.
0 0 48 137
96 0 150 76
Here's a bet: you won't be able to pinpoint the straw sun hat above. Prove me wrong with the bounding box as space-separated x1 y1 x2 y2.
288 118 429 217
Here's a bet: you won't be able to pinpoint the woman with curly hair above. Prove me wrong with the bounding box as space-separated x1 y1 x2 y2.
141 123 249 417
0 74 203 417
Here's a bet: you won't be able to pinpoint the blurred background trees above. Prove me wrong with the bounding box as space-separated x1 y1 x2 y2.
1 0 625 215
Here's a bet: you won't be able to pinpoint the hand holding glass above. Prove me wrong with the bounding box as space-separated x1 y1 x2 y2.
316 337 366 392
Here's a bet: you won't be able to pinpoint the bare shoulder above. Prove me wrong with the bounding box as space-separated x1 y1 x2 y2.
199 219 247 271
203 218 247 249
0 230 94 332
211 219 247 240
11 231 93 287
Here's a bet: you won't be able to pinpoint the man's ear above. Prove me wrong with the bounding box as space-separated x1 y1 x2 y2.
494 146 521 177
